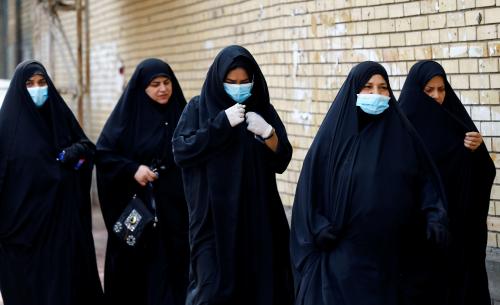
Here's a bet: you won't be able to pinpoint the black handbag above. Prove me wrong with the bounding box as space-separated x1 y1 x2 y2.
112 183 158 247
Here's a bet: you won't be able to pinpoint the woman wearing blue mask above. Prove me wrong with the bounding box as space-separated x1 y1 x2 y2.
172 45 294 305
0 60 103 305
290 61 449 305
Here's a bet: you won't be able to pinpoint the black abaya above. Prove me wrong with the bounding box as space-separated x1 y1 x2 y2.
0 60 103 305
399 60 495 305
290 61 448 305
96 58 189 305
172 45 294 305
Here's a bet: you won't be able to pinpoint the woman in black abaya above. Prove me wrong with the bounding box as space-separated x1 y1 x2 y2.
399 60 495 305
0 60 103 304
172 45 294 305
290 61 449 305
96 58 189 305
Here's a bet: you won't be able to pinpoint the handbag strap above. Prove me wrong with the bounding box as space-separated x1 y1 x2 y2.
146 182 158 227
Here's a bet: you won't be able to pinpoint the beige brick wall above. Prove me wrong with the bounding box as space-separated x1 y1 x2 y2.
38 0 500 248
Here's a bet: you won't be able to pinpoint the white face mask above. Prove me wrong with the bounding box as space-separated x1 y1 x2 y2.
223 82 253 104
356 94 390 115
27 86 49 107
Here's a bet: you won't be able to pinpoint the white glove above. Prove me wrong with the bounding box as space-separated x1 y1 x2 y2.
245 112 273 138
224 104 246 127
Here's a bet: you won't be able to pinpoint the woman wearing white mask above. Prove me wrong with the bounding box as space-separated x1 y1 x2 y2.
290 61 449 305
173 45 294 305
0 60 103 305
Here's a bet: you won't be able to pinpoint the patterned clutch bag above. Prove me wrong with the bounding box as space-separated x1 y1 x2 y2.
113 195 154 247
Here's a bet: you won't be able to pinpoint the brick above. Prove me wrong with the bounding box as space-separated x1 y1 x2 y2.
355 21 368 34
458 26 477 41
440 28 458 42
403 2 420 16
432 45 450 59
459 59 478 73
429 14 447 29
374 5 389 19
488 41 500 56
388 4 404 18
488 231 498 247
406 31 422 45
414 46 432 59
395 18 411 31
390 33 406 46
449 44 469 57
471 105 491 120
363 35 377 48
480 90 500 104
470 74 490 88
447 12 465 27
383 48 400 61
422 30 440 44
476 0 496 7
480 58 499 72
458 0 476 9
483 122 500 136
450 74 470 89
398 47 415 60
485 7 500 24
488 216 500 232
441 59 459 73
368 20 382 33
420 0 437 14
380 19 395 32
477 25 498 40
411 16 428 30
492 107 500 120
375 34 391 47
465 10 485 26
438 0 457 12
491 74 500 88
362 6 376 20
469 44 488 57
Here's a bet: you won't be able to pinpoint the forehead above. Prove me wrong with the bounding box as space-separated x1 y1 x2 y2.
149 76 170 83
425 75 445 86
365 74 387 83
225 67 249 79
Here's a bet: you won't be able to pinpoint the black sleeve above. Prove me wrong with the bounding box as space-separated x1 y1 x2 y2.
172 97 235 168
261 104 293 174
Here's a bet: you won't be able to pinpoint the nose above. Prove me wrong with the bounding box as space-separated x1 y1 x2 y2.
372 86 381 95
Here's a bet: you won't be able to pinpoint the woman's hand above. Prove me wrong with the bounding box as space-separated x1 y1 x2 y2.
464 132 483 151
134 165 158 186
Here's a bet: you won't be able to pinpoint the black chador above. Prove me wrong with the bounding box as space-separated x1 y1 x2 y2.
290 61 449 305
0 60 103 305
96 58 189 305
399 60 495 305
172 45 294 305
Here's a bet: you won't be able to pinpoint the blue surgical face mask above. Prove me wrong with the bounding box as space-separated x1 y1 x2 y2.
223 82 253 104
27 86 49 107
356 93 390 115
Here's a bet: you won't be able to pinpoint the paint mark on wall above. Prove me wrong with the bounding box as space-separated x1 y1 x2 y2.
204 40 214 50
292 42 301 78
292 109 312 125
